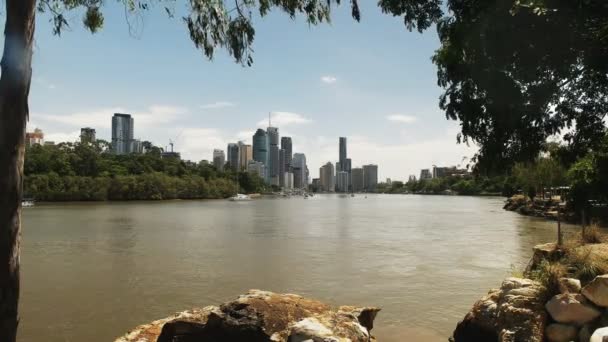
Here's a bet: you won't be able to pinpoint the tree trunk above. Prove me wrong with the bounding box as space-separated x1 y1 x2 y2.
0 0 36 341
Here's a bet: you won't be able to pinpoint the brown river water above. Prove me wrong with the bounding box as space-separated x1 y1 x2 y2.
19 194 579 341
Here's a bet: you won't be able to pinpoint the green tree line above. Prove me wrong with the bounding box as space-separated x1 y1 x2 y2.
24 140 266 201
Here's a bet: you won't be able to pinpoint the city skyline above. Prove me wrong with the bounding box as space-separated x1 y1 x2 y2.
24 1 476 180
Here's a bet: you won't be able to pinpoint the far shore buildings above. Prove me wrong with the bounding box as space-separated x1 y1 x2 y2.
351 168 364 192
213 149 225 171
362 164 378 192
319 162 335 192
420 169 432 180
25 128 44 147
111 113 135 155
80 127 96 144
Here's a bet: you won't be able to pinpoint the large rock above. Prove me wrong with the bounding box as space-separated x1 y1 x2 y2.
582 275 608 307
590 327 608 342
114 290 380 342
545 293 601 326
545 323 578 342
453 277 547 342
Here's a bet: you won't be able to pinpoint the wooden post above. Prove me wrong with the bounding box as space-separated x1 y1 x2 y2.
582 209 586 239
557 204 563 247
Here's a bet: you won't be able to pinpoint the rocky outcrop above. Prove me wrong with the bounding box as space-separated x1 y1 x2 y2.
115 290 380 342
503 196 576 222
453 242 608 342
452 277 547 342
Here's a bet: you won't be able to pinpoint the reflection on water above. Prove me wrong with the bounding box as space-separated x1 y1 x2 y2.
20 195 579 342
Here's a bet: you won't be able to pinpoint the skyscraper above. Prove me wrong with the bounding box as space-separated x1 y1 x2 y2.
292 153 308 189
336 171 349 192
279 149 286 187
247 160 265 178
267 126 279 185
420 169 432 180
319 162 335 192
252 128 268 168
80 127 96 143
227 143 240 171
238 141 252 170
351 168 364 192
363 164 378 192
213 149 225 171
112 113 134 155
339 137 347 171
281 136 292 170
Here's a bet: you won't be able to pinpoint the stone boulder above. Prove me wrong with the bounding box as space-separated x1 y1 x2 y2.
559 278 582 294
545 323 578 342
582 275 608 307
114 290 380 342
545 293 601 326
453 277 547 342
590 327 608 342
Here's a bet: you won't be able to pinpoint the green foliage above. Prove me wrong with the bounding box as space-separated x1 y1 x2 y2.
567 135 608 211
529 260 567 301
24 141 265 201
433 0 608 174
512 157 566 200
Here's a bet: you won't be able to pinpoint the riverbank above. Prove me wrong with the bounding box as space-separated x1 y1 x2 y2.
503 195 578 223
452 239 608 342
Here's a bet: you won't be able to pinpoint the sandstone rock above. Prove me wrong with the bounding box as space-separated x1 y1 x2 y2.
590 327 608 342
559 278 582 294
114 290 379 342
545 293 601 326
582 275 608 307
453 277 546 342
545 323 578 342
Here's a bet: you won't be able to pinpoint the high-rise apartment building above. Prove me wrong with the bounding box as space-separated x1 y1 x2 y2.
351 168 364 192
420 169 432 180
281 136 292 170
80 127 96 144
227 143 240 171
363 164 378 192
238 141 252 170
247 160 265 178
336 171 349 193
213 149 225 171
279 149 286 187
267 127 279 185
292 153 307 189
319 162 335 192
112 113 134 155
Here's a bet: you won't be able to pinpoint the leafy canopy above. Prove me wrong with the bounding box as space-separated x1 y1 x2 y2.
37 0 442 66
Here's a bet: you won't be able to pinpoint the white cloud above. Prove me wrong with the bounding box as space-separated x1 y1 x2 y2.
200 101 236 109
34 105 187 129
257 111 312 128
321 75 337 84
387 114 417 124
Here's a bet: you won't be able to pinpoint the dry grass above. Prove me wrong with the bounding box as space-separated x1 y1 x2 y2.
529 260 568 301
565 244 608 286
581 223 606 244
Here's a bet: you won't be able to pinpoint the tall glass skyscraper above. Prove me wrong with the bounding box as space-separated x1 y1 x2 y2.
252 129 268 166
267 127 279 185
112 113 134 155
281 136 292 169
227 143 240 171
339 137 347 171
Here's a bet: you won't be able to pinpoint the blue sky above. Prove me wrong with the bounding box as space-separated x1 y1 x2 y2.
24 1 475 180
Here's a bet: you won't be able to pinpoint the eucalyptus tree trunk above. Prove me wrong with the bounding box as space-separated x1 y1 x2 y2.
0 0 36 341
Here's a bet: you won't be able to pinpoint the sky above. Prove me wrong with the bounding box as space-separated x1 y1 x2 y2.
22 1 476 180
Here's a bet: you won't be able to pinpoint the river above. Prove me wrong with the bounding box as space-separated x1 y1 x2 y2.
19 194 578 341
